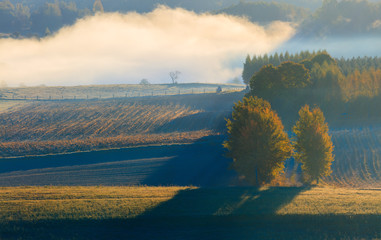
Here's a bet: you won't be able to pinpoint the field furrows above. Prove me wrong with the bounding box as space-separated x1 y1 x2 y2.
0 101 200 141
324 128 381 187
0 131 212 157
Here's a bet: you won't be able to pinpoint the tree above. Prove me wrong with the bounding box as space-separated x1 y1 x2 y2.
277 61 310 89
249 64 280 94
169 71 180 84
242 55 253 85
139 79 150 85
293 105 334 184
223 96 292 186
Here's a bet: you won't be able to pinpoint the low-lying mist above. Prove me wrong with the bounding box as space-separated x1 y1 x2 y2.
275 37 381 58
0 6 295 87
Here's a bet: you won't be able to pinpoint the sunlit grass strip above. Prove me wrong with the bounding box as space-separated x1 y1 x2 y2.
0 130 214 158
0 186 191 221
276 187 381 215
1 186 381 223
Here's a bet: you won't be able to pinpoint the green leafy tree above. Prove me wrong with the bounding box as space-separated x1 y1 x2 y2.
249 61 310 97
293 105 334 184
278 61 310 88
224 96 292 186
249 64 280 94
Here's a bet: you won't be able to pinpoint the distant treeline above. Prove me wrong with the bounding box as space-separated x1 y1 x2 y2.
242 50 325 85
220 0 381 37
244 50 381 100
2 0 381 38
0 0 90 37
245 51 381 128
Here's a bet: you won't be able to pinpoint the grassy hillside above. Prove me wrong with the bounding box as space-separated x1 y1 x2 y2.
0 186 380 239
0 91 245 157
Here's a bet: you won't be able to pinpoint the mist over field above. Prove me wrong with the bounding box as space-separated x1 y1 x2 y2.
275 37 381 58
0 6 295 87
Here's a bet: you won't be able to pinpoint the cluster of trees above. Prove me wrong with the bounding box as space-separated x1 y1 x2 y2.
248 52 343 125
244 51 381 103
224 96 334 186
341 68 381 100
0 0 92 36
0 0 244 36
242 50 326 85
337 56 381 76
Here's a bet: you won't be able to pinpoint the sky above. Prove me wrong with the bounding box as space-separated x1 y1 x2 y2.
0 6 295 87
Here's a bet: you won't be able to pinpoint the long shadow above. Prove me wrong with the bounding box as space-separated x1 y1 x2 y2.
140 186 310 218
2 214 380 240
4 186 380 239
0 135 237 187
142 135 236 186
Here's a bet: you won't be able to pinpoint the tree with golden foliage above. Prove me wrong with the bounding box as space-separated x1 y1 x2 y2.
293 105 334 184
224 96 292 186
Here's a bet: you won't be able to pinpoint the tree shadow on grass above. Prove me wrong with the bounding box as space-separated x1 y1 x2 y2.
141 135 239 187
2 186 381 240
140 186 310 218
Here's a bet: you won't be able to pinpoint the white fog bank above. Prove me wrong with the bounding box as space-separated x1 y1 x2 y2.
0 6 295 87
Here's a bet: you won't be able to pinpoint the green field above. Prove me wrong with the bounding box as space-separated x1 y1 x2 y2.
0 186 380 239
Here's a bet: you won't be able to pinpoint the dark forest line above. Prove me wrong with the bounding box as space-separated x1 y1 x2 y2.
244 51 381 129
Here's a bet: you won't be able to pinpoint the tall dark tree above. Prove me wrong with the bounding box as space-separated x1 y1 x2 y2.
224 96 292 186
293 105 334 184
242 55 253 85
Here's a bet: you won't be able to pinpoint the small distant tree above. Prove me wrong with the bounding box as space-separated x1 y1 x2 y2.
293 105 334 184
139 79 150 85
224 96 292 186
169 71 181 84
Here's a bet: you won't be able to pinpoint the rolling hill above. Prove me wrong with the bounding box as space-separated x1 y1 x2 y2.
1 85 381 188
